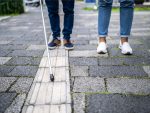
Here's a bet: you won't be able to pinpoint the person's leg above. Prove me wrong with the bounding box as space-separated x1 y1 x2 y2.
45 0 61 39
98 0 113 42
97 0 113 54
62 0 75 40
62 0 75 50
119 0 134 54
120 0 134 43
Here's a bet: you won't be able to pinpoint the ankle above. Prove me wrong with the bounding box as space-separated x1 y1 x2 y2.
121 37 128 44
99 37 106 43
64 39 71 44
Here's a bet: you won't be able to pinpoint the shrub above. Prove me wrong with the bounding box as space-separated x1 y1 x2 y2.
135 0 145 5
0 0 24 15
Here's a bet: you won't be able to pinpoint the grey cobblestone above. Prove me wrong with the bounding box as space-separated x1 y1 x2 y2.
143 66 150 77
107 78 150 94
4 93 26 113
0 7 47 113
87 94 150 113
89 66 148 77
73 77 105 93
27 45 45 50
0 57 12 65
0 93 17 113
69 4 150 113
8 50 44 57
5 57 41 66
98 57 150 66
74 45 96 50
70 50 108 57
69 57 98 66
73 40 89 45
73 93 85 113
0 77 17 92
98 58 123 66
0 45 28 50
0 49 12 57
0 66 15 76
10 77 33 93
109 48 150 58
9 66 38 77
71 66 88 77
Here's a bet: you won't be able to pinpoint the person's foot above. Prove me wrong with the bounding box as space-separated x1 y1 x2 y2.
48 38 61 50
64 39 74 50
97 37 107 54
97 42 108 54
119 41 133 55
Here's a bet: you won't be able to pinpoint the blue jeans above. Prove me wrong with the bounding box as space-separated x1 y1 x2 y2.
45 0 75 40
98 0 134 38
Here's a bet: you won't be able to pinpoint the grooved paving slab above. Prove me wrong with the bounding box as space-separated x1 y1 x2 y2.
25 104 71 113
87 94 150 113
23 47 71 113
89 66 148 77
107 78 150 94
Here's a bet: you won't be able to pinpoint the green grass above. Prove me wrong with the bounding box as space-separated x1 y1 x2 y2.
83 6 150 12
83 7 96 11
112 7 150 12
0 13 19 16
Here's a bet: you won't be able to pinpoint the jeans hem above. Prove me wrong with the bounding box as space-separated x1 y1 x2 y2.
120 35 130 38
98 35 108 38
63 37 71 40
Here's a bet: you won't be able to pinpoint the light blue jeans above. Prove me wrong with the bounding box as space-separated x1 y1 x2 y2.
98 0 134 38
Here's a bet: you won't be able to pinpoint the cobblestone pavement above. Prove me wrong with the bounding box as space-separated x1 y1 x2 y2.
69 2 150 113
0 7 51 113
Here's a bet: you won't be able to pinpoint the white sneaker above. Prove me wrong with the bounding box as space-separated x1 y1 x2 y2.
97 42 108 54
119 41 133 55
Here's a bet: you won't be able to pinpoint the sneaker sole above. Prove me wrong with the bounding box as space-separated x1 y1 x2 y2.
64 46 74 50
119 46 133 55
48 46 57 50
122 51 133 55
97 51 107 54
97 49 108 54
